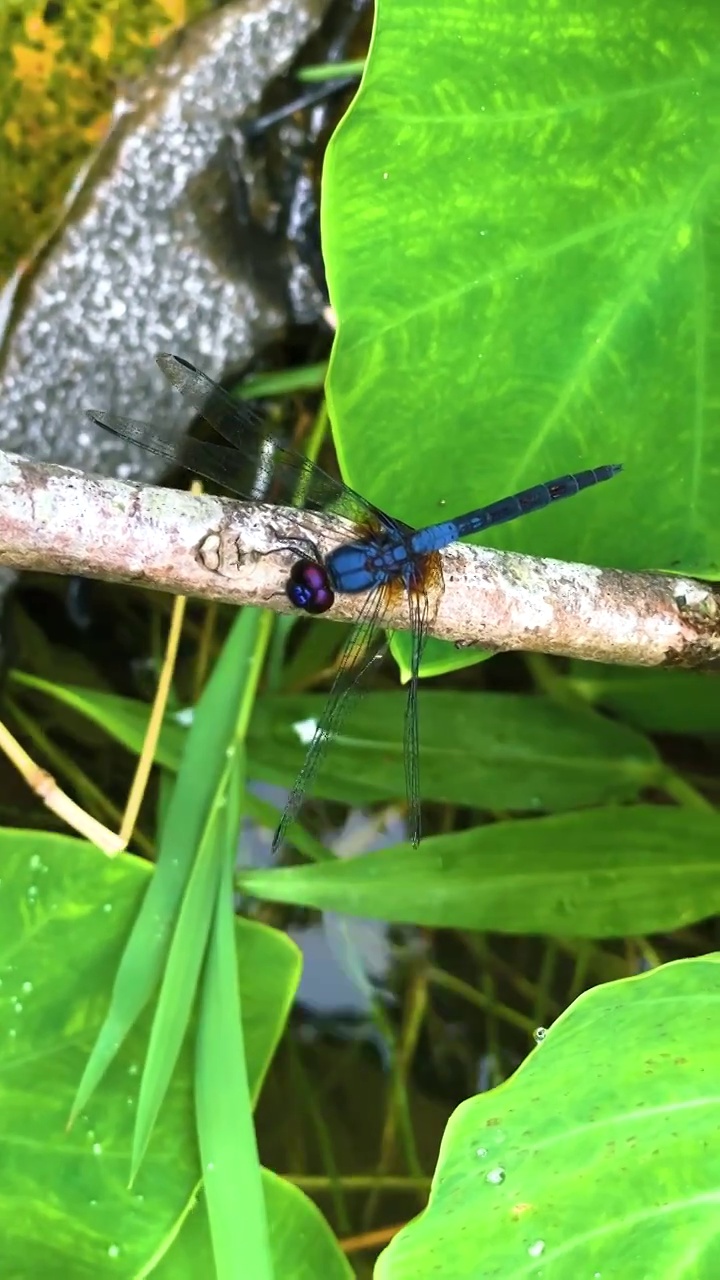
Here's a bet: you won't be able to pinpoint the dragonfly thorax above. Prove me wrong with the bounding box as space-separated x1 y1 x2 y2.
326 533 411 595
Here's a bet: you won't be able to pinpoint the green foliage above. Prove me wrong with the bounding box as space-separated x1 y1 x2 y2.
237 806 720 937
2 0 720 1275
0 0 212 284
323 0 720 678
569 660 720 734
250 691 661 812
376 956 720 1279
14 676 663 811
0 829 299 1276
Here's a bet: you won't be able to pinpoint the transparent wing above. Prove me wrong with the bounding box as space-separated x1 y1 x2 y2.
272 585 392 854
402 553 444 847
87 411 271 497
154 353 402 531
403 588 430 848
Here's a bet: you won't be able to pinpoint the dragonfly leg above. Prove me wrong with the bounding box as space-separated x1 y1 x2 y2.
258 536 323 563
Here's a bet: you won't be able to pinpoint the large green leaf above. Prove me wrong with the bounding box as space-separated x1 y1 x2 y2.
376 955 720 1279
323 0 720 682
262 1173 354 1280
237 805 720 937
570 660 720 735
154 1170 354 1280
13 676 661 813
250 690 659 811
0 829 300 1278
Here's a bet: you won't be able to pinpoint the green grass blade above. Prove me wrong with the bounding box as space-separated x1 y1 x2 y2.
129 606 272 1180
8 671 184 769
297 59 364 82
233 361 328 398
70 609 268 1124
195 770 273 1280
129 795 226 1183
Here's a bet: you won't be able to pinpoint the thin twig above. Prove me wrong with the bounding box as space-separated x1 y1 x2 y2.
0 717 124 856
0 449 718 668
118 551 189 848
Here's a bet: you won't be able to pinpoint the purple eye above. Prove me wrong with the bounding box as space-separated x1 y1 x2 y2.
286 558 335 615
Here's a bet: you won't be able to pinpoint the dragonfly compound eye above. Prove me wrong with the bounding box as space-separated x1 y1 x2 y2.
286 558 335 615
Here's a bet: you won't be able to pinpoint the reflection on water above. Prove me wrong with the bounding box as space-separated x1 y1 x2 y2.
243 785 406 1030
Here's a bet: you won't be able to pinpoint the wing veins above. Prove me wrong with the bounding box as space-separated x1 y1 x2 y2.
403 586 432 848
155 355 400 530
272 586 391 853
88 412 262 497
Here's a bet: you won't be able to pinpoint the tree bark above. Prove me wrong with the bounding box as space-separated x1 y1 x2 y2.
0 450 717 669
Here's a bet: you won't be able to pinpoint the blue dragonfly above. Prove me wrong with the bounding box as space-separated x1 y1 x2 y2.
88 355 621 850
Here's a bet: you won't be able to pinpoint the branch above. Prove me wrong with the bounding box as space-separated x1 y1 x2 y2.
0 450 717 669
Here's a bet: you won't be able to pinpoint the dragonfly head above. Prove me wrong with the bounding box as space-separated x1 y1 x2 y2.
286 558 335 615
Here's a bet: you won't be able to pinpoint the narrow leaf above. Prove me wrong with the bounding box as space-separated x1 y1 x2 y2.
71 609 265 1123
195 790 272 1280
237 806 720 938
249 691 659 811
130 802 223 1182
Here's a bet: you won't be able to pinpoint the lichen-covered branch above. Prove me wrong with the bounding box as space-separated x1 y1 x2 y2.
0 450 718 669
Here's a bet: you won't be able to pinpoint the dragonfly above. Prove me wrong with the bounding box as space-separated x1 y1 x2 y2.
88 354 622 851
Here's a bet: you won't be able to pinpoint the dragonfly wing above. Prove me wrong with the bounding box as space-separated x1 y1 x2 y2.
272 585 390 854
89 411 383 551
401 553 444 846
86 411 267 496
155 354 401 532
403 587 431 848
